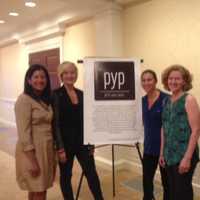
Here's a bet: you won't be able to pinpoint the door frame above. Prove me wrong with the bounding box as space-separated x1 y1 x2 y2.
26 36 64 64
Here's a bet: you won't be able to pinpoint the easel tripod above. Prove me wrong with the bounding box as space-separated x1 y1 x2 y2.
75 142 146 200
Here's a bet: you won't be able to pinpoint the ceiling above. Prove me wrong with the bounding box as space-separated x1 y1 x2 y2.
0 0 145 44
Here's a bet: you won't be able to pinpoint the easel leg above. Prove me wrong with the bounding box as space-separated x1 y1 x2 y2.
135 142 143 163
112 144 115 197
75 171 84 200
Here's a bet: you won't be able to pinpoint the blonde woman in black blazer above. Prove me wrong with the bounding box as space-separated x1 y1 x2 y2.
52 61 104 200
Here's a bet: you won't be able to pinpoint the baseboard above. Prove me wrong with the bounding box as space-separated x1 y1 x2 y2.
0 97 16 127
0 118 16 127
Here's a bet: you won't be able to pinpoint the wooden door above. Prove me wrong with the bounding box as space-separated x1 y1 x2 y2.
29 48 60 90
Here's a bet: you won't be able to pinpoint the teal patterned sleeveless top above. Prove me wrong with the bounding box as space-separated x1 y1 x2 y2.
162 93 199 166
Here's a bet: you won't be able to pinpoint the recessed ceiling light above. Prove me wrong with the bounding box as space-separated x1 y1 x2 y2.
25 2 36 7
0 20 5 24
9 12 19 16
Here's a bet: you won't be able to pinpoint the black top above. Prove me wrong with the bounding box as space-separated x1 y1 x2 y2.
142 91 168 156
52 86 83 151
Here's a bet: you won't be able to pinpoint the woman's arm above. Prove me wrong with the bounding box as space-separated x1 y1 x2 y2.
179 94 200 174
51 92 67 163
15 95 40 177
51 92 65 150
159 127 165 167
24 150 40 177
15 95 34 151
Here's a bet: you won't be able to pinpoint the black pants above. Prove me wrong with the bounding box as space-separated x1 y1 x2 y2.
142 154 169 200
59 145 104 200
166 158 198 200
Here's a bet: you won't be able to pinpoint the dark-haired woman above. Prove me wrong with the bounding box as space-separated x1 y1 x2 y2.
141 69 169 200
15 64 56 200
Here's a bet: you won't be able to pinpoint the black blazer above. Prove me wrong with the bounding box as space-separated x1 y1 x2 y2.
52 86 83 151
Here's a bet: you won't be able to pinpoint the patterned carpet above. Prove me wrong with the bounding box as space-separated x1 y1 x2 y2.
122 175 162 197
121 171 200 200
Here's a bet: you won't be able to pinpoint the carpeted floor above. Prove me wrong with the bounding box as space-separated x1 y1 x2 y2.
0 150 63 199
122 175 162 197
0 124 200 199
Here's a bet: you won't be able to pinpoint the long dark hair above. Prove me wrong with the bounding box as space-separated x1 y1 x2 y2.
24 64 51 105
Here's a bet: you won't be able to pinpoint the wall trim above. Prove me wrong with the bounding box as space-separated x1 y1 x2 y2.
0 97 16 104
25 34 64 64
0 118 16 127
0 38 18 48
0 97 16 126
0 15 92 50
19 24 65 45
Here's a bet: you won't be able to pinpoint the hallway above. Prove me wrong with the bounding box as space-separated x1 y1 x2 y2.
1 1 200 199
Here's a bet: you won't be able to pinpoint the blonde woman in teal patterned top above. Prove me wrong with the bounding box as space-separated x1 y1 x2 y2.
159 64 200 200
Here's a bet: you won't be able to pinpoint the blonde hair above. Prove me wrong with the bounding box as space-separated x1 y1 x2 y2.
57 61 78 79
162 64 193 91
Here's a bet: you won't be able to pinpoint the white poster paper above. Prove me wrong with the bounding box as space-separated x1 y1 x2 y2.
83 57 143 145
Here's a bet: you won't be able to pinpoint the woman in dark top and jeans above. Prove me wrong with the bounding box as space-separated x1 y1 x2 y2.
141 69 169 200
52 61 104 200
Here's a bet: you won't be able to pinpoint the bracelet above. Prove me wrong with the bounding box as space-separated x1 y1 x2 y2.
57 149 65 153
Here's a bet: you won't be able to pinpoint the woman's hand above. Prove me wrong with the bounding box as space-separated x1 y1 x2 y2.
159 155 165 168
88 145 95 155
57 149 67 163
159 128 165 168
24 150 40 177
178 157 191 174
28 159 40 177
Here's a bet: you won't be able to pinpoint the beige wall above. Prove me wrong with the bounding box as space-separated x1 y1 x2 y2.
1 0 200 123
0 43 28 99
63 19 96 89
123 0 200 188
0 19 96 99
124 0 200 101
0 19 96 124
0 43 28 125
0 49 2 96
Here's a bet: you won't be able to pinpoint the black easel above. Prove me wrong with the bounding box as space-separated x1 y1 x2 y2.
75 142 143 200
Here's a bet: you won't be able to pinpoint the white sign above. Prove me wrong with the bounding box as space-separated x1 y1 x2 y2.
84 57 143 145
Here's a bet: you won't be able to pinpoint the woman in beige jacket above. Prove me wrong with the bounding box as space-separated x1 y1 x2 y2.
15 64 56 200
